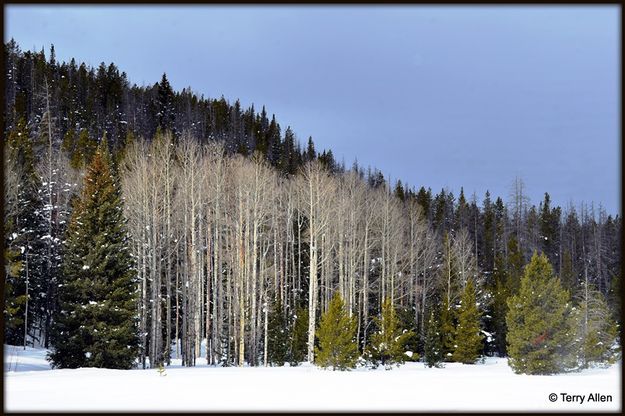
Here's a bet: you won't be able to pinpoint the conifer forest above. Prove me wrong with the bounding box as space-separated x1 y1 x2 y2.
4 39 621 382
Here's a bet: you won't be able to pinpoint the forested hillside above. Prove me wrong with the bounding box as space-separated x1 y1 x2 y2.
3 41 621 371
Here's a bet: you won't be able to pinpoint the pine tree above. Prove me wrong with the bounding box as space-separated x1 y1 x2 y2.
415 187 432 221
290 306 308 365
278 126 297 175
506 236 524 294
481 190 495 271
452 280 484 364
305 136 316 162
576 283 620 368
560 249 576 292
439 296 456 362
267 298 290 366
367 298 415 369
315 294 359 370
4 118 47 345
424 309 443 368
491 254 510 356
48 139 139 369
156 73 176 134
506 252 576 374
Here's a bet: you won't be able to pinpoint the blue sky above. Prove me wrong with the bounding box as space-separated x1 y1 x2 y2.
5 5 620 214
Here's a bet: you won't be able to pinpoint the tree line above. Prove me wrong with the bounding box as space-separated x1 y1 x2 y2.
3 42 621 374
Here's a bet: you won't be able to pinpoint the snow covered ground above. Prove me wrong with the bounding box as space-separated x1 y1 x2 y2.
4 345 621 412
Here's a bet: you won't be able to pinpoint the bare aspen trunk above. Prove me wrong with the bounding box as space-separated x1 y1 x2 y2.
206 221 212 364
238 190 246 367
362 226 369 348
264 289 269 367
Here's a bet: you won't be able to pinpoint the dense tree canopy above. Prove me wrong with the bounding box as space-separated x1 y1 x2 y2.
3 41 620 374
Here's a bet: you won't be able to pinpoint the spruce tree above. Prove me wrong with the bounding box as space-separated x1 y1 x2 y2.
424 309 443 368
506 252 575 374
267 298 290 366
315 293 359 370
48 139 139 369
452 280 484 364
290 306 309 365
367 297 415 369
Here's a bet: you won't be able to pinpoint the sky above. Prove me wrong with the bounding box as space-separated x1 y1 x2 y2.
4 5 620 214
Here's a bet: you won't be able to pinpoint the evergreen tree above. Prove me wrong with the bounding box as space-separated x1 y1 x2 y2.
367 298 415 369
267 298 290 366
439 297 455 362
506 236 524 294
290 306 308 365
491 254 510 356
278 126 297 175
395 305 420 360
4 118 47 345
315 294 359 370
424 309 443 368
415 186 432 222
560 249 576 292
506 252 576 374
456 187 468 230
576 283 620 368
304 136 316 162
48 139 138 369
482 190 495 271
266 114 282 165
452 280 484 364
156 73 176 134
539 192 561 265
607 273 621 323
393 180 406 202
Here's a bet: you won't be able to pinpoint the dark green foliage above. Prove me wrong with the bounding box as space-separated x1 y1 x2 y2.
315 294 359 370
456 187 468 230
424 309 443 368
560 249 576 292
395 306 420 360
481 191 495 271
3 41 331 175
278 126 299 175
4 118 47 345
61 128 97 169
439 297 455 362
318 149 336 173
290 306 309 365
539 193 561 265
452 281 484 364
267 298 290 366
305 136 316 162
491 255 510 356
48 140 139 369
394 180 406 202
607 272 621 323
156 73 176 133
3 247 26 344
415 187 432 221
367 298 416 369
506 236 524 294
506 253 575 374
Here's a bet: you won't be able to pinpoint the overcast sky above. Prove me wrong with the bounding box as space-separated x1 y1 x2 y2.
5 5 620 214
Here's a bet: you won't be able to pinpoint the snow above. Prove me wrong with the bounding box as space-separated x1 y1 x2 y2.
4 345 621 412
